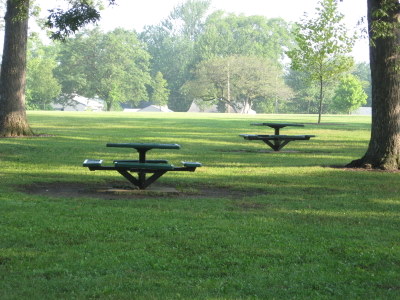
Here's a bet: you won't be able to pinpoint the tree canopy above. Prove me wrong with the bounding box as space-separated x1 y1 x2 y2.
150 72 170 107
26 37 61 110
182 56 288 113
331 74 368 114
196 12 292 62
56 28 152 111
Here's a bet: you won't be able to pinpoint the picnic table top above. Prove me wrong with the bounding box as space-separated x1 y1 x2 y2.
106 143 181 150
251 122 305 128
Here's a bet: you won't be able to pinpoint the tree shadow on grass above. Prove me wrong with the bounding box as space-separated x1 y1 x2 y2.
18 181 264 200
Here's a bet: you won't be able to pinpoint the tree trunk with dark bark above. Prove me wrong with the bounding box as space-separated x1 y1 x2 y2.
347 0 400 170
0 0 33 137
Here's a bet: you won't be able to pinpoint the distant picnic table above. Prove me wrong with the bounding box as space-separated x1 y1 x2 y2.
83 143 201 189
240 122 315 151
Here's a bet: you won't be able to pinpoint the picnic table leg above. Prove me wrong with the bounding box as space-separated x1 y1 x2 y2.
275 140 291 151
117 169 168 189
138 171 146 189
262 139 291 151
142 171 168 189
262 140 280 151
117 170 141 187
138 150 147 163
137 149 148 189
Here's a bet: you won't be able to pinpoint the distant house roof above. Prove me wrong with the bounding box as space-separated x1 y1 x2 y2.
123 108 141 112
73 95 104 110
52 95 104 111
187 101 257 114
135 105 174 112
187 101 219 113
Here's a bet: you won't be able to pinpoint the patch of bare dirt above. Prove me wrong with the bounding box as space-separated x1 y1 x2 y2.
0 134 54 139
329 165 400 173
19 181 260 200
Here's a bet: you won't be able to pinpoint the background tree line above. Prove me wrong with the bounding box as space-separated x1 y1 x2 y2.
21 0 371 114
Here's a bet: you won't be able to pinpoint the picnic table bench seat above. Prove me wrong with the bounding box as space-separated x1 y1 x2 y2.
113 159 169 164
83 159 202 189
114 161 175 170
182 161 202 168
239 134 316 151
83 159 103 169
83 159 202 171
240 134 315 140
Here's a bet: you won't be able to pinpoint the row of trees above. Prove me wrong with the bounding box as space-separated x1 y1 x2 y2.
27 36 370 114
23 0 370 116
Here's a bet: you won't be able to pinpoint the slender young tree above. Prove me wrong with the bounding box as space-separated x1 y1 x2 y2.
287 0 355 124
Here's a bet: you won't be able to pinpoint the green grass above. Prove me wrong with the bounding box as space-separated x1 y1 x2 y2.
1 111 399 299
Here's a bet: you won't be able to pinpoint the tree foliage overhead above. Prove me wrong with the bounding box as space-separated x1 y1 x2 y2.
45 0 116 40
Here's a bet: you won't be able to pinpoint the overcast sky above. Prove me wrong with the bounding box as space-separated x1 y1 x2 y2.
44 0 369 62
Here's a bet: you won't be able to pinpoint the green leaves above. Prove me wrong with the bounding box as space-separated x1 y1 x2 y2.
45 0 116 40
183 56 287 113
151 72 170 107
332 74 368 114
287 0 356 122
197 14 292 61
55 29 152 111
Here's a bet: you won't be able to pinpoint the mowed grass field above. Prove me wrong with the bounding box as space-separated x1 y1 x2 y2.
1 111 399 299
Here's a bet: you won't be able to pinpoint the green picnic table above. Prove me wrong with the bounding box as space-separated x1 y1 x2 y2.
83 143 202 189
240 122 315 151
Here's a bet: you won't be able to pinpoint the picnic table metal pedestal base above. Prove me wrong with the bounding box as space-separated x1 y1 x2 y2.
262 139 291 151
116 169 168 190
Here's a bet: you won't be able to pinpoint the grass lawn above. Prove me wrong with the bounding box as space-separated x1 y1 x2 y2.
1 111 399 299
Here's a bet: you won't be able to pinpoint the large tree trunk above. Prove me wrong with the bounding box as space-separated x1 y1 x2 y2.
0 0 33 137
347 0 400 170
